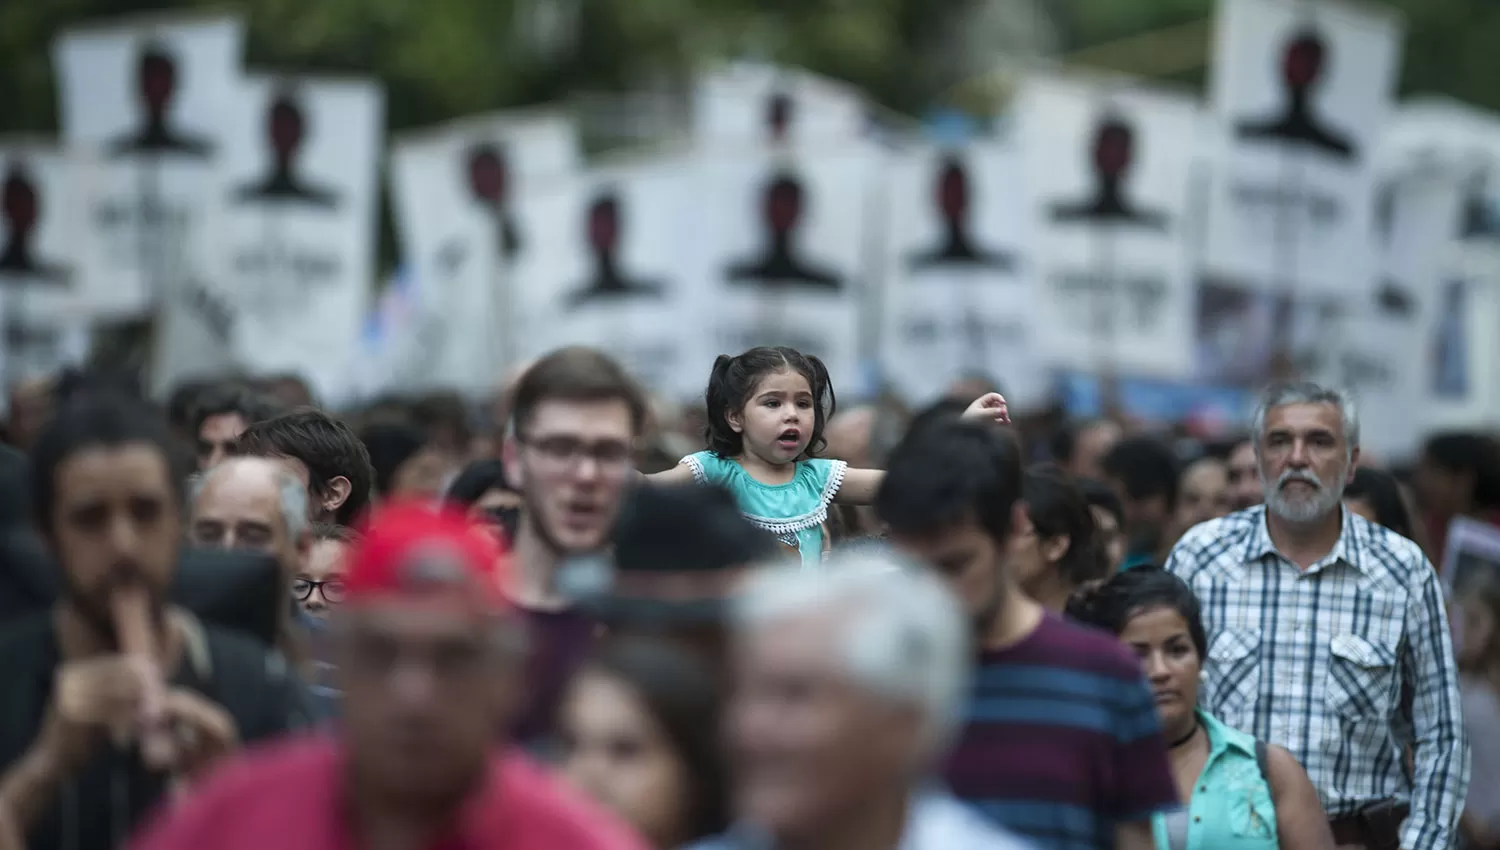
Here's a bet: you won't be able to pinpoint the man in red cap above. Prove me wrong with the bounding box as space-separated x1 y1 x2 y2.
131 502 647 850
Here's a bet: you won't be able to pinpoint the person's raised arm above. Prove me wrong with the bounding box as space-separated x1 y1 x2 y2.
1263 744 1336 850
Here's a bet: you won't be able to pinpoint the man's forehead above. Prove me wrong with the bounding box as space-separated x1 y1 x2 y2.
529 398 634 439
58 444 172 493
344 602 492 638
1266 402 1343 433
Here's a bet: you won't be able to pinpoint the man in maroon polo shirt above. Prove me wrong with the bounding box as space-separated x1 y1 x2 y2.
130 502 646 850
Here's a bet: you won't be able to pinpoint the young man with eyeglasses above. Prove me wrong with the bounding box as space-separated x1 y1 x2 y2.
500 347 648 748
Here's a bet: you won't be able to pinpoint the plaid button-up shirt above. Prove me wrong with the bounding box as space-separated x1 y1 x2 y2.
1165 505 1469 850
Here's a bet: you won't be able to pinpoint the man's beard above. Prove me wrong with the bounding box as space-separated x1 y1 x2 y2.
1263 465 1345 524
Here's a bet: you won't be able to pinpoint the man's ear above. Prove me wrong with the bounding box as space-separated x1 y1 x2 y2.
502 437 523 488
324 476 353 515
1346 447 1362 486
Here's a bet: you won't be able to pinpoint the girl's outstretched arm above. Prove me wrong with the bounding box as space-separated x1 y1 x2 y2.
643 465 695 485
833 393 1008 506
835 468 884 505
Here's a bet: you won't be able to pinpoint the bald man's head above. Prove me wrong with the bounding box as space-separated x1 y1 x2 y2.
188 456 310 573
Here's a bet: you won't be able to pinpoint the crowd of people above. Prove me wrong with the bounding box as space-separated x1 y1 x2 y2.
0 345 1494 850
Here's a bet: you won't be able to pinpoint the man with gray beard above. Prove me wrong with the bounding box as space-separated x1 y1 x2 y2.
1165 382 1468 850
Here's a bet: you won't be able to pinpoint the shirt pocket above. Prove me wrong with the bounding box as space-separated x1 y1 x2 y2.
1325 633 1398 721
1207 629 1262 726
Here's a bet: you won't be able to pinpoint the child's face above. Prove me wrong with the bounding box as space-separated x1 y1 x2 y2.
730 370 816 465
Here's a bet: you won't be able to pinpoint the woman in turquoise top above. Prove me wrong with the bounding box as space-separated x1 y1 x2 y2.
1069 568 1335 850
649 347 1009 569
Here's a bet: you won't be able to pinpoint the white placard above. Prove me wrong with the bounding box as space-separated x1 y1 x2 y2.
1017 75 1198 378
694 63 868 147
389 112 580 392
513 157 705 399
0 142 93 384
699 146 872 393
219 75 384 403
879 144 1046 407
1203 0 1402 298
53 13 243 320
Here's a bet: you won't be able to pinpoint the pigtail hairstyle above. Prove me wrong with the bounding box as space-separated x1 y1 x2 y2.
702 347 837 460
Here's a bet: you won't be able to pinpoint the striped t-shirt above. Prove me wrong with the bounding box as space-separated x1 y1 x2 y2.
944 612 1178 850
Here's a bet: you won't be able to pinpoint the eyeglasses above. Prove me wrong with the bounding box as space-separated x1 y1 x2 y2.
519 434 633 475
292 579 346 603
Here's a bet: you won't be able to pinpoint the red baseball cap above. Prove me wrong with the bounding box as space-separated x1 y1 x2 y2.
344 501 509 613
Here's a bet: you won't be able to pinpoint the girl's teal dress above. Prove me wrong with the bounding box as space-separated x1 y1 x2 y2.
681 451 847 571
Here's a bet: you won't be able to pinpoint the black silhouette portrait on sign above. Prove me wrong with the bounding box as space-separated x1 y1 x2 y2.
0 164 69 283
465 143 522 260
566 192 663 309
908 154 1015 271
1235 28 1357 161
767 91 793 144
1050 115 1168 230
234 91 339 209
725 173 842 291
108 42 213 159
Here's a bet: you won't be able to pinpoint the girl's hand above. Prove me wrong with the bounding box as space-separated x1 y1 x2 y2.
962 392 1010 425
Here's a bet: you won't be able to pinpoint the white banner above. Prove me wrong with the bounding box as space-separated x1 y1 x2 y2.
1017 75 1198 378
53 13 243 320
389 112 579 392
1203 0 1402 298
0 142 92 383
698 146 873 393
219 75 384 403
513 156 705 399
879 144 1045 408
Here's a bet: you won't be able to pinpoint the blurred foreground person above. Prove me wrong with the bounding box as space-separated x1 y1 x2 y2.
502 348 647 745
561 637 730 849
0 394 308 850
878 420 1176 850
296 523 355 719
132 503 647 850
566 483 781 664
689 553 1033 850
1069 568 1335 850
230 408 374 526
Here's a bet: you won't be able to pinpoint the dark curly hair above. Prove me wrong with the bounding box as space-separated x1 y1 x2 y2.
1066 566 1207 660
703 347 835 459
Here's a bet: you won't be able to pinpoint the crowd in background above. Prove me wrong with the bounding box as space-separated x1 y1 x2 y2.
0 354 1494 850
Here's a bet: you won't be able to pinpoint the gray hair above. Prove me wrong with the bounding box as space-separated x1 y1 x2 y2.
733 548 971 763
1250 381 1360 453
189 457 310 540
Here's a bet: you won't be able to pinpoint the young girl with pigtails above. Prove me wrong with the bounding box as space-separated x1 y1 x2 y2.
650 346 1009 569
